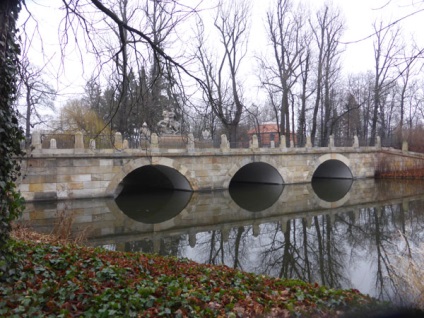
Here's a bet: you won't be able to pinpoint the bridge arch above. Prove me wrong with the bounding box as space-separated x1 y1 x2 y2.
309 154 353 180
224 158 285 188
105 157 198 197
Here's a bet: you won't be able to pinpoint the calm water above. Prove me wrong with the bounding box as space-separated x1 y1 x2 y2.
21 179 424 306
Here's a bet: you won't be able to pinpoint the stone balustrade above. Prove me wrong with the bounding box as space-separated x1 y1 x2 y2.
31 130 391 154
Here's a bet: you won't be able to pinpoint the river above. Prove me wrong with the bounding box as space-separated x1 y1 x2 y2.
20 178 424 306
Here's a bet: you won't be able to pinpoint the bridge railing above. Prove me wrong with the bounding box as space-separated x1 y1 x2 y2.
30 130 406 153
40 133 75 149
39 133 116 150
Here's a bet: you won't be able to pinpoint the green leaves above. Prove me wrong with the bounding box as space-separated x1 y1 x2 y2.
0 0 25 282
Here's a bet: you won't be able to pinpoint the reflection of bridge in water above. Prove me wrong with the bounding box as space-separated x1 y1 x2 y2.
21 179 424 252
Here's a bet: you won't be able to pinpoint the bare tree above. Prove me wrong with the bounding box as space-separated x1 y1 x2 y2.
309 5 344 146
194 0 251 145
297 33 312 147
21 0 204 143
370 21 403 146
17 58 56 142
89 0 193 138
394 44 421 140
260 0 308 146
346 72 375 143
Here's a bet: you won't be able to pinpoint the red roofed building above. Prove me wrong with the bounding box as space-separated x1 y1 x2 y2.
247 122 296 147
248 122 279 147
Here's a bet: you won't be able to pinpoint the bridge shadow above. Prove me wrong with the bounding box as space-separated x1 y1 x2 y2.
115 189 192 224
311 158 353 204
115 179 353 224
229 183 284 212
115 164 194 223
311 179 353 203
113 160 356 224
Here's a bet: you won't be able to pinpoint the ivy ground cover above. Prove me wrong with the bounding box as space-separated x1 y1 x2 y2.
1 237 390 317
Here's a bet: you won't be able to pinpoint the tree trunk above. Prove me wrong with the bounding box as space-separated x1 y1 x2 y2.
0 0 24 277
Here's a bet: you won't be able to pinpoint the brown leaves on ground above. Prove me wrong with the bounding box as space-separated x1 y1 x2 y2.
3 227 382 317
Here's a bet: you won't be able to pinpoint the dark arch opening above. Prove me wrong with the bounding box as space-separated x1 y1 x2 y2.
118 165 192 195
312 159 353 179
230 162 284 185
115 190 193 224
115 165 193 224
312 159 353 202
229 162 284 212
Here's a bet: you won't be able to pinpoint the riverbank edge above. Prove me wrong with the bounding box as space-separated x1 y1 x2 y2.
0 229 398 318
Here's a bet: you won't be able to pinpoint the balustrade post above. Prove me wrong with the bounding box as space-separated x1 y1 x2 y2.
220 134 229 151
328 135 334 148
151 133 159 151
74 131 84 149
49 138 57 149
114 132 123 150
187 133 195 152
122 139 129 150
402 140 408 153
376 136 381 149
89 139 96 150
279 135 286 149
31 130 42 150
251 134 259 149
353 135 359 148
306 135 312 148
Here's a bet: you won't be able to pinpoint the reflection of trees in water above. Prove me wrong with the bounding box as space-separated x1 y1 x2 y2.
138 196 424 305
123 236 182 256
255 217 349 289
183 200 424 304
338 202 424 304
336 205 404 301
193 226 254 271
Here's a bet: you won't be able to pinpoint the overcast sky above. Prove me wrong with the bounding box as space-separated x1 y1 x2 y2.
250 0 424 73
21 0 424 107
329 0 423 72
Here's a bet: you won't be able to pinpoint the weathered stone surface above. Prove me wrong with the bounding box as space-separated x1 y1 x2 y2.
17 146 424 201
99 159 114 166
29 183 45 192
24 175 57 184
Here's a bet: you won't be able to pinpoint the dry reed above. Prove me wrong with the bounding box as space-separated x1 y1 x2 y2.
12 211 91 245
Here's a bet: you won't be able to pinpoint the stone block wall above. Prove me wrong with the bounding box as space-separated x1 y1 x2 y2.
19 156 123 201
18 143 423 202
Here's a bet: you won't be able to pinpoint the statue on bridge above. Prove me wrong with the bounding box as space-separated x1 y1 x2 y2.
140 122 151 139
157 110 180 135
202 129 211 140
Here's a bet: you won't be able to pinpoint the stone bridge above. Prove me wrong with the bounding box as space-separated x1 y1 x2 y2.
18 131 424 202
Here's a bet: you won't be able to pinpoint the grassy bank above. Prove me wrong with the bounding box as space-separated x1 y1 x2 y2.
0 229 402 317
